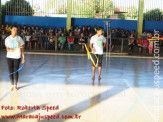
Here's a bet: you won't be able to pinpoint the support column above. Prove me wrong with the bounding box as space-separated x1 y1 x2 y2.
66 0 72 31
137 0 144 36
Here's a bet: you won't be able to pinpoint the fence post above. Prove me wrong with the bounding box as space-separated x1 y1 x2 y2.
55 36 57 51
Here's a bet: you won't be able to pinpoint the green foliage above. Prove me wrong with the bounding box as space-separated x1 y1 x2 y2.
119 13 125 20
45 0 67 14
99 0 114 18
2 0 33 16
143 8 163 21
72 0 97 18
125 6 138 20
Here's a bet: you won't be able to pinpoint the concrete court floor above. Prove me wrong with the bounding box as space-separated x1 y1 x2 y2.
0 52 163 122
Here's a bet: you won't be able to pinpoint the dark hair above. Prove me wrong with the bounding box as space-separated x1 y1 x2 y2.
97 27 103 31
11 25 17 29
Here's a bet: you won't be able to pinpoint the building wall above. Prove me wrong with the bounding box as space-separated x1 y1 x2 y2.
3 15 163 32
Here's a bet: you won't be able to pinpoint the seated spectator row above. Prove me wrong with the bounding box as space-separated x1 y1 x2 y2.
0 24 163 53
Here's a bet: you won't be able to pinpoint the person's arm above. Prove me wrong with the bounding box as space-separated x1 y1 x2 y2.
20 48 25 64
89 43 94 53
89 37 95 53
6 46 14 52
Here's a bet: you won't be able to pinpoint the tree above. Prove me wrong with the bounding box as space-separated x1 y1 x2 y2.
72 0 97 18
143 8 163 21
99 0 114 18
125 6 138 20
2 0 33 16
44 0 67 15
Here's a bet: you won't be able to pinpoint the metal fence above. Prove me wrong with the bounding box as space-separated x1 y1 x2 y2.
1 0 163 21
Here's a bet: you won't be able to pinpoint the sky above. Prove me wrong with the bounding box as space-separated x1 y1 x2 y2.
1 0 163 11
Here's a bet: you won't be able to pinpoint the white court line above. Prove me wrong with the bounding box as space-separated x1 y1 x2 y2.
123 79 157 121
25 52 163 59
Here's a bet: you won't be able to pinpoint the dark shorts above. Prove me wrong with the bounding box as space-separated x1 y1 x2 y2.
91 54 103 67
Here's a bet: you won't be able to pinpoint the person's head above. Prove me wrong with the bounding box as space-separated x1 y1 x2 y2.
130 33 134 38
138 35 142 39
61 33 64 36
121 29 124 33
70 26 73 29
111 29 115 32
32 32 35 35
11 26 18 36
82 26 85 30
50 32 53 35
69 32 72 36
96 27 103 36
88 26 91 30
23 25 26 29
89 33 92 37
27 27 30 30
80 33 84 37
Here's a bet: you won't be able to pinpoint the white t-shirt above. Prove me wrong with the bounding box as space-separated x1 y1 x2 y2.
25 35 31 41
90 35 106 54
5 35 24 59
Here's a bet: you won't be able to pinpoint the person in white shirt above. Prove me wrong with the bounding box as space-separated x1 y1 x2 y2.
5 26 25 91
90 27 106 81
25 31 31 49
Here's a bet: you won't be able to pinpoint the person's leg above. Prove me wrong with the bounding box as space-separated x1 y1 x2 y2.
61 43 64 51
41 42 42 49
92 67 96 81
143 47 146 53
139 47 141 53
91 53 97 81
7 58 14 91
98 66 102 80
13 58 21 90
131 44 134 53
82 44 84 52
68 43 70 50
128 45 131 52
98 55 103 80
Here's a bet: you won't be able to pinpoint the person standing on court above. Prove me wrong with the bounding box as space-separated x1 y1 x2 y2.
5 26 25 91
90 27 106 81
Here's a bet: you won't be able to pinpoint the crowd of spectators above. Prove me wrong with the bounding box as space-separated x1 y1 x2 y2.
0 24 162 54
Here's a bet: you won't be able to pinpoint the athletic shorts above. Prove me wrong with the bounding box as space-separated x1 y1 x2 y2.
91 54 103 67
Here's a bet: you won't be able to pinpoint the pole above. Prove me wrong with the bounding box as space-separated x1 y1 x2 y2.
137 0 144 37
103 21 111 68
66 0 72 31
103 21 111 58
